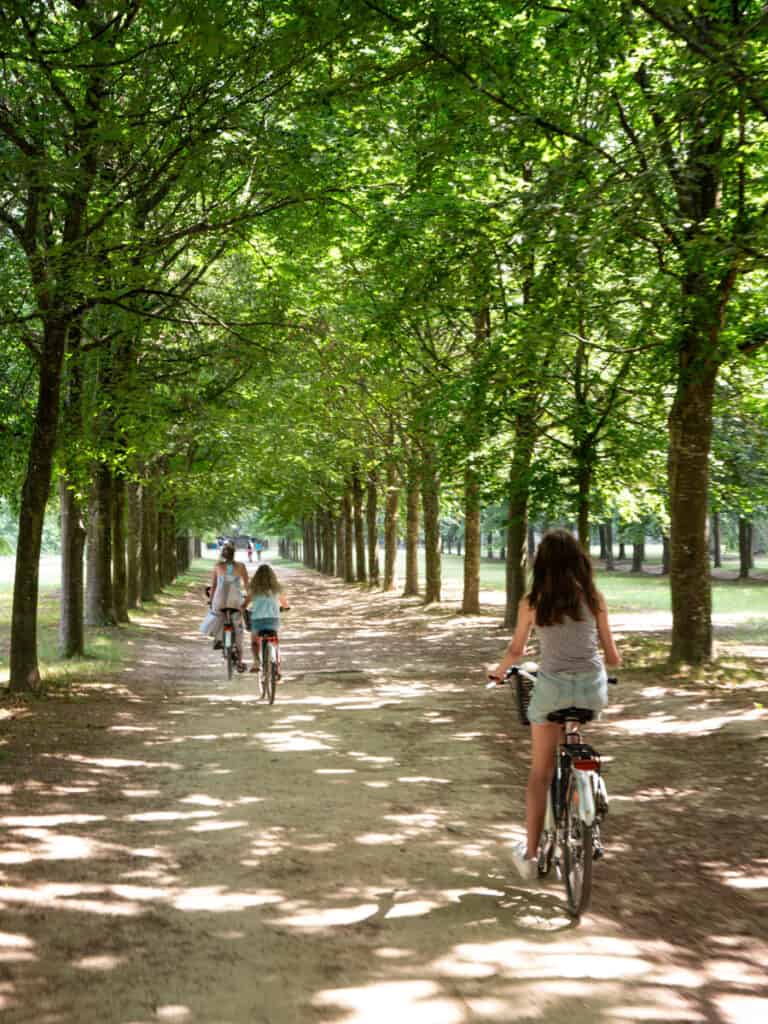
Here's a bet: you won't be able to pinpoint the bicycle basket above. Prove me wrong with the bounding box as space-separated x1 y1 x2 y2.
515 672 534 727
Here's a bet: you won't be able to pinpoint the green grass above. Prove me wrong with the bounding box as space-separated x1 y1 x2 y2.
0 558 205 691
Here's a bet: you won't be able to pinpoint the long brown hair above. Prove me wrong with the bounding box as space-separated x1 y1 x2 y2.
527 529 600 626
248 564 281 597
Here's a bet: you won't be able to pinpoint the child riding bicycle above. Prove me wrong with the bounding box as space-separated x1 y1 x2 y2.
240 564 290 676
489 529 621 880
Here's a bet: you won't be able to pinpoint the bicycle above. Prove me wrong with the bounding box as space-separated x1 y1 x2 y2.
488 665 616 917
221 606 246 680
254 629 280 704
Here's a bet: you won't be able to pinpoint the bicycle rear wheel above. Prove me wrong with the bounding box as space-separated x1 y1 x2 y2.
265 642 277 705
563 779 594 916
224 628 234 680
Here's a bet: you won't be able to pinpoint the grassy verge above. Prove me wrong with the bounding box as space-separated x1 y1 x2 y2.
0 564 204 694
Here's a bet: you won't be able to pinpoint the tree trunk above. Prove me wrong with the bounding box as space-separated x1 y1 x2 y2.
314 511 322 571
85 462 116 626
403 466 420 597
322 510 335 575
668 359 718 663
140 483 155 602
603 521 614 571
661 533 671 575
383 462 399 592
505 417 536 628
366 471 380 587
738 517 751 579
59 477 86 658
631 540 644 573
112 473 129 622
618 540 626 561
486 531 493 560
335 514 345 577
304 516 315 570
343 492 354 583
9 319 69 693
598 524 608 560
422 447 441 604
576 452 593 552
711 512 721 568
126 482 141 609
461 462 481 614
352 472 367 583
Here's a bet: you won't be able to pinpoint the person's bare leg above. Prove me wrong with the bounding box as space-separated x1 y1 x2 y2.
527 723 561 857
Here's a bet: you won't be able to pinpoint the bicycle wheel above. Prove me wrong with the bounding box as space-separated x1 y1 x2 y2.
224 628 234 680
260 639 271 701
265 643 277 705
563 779 594 916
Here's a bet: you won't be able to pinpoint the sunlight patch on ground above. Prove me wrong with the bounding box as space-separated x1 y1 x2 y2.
278 901 379 930
44 753 182 771
614 707 766 736
0 932 36 964
172 887 281 912
714 994 768 1024
73 954 124 971
313 980 465 1024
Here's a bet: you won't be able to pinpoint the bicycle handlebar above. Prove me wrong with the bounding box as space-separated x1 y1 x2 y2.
487 666 618 688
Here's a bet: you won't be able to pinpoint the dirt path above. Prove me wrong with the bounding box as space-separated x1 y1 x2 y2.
1 566 767 1024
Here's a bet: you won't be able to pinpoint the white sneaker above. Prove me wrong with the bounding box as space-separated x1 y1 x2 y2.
511 841 538 881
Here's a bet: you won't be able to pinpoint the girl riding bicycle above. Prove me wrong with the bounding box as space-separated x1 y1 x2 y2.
241 564 290 676
490 529 621 880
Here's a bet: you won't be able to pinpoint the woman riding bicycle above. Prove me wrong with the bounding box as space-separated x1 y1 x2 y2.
209 542 249 669
490 529 621 880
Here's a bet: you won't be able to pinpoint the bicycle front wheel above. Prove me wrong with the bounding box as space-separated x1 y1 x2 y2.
563 780 594 917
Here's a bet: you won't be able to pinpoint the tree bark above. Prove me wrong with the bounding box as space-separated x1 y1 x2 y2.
140 484 156 602
352 472 367 583
461 463 481 614
366 470 380 587
631 541 644 573
9 319 70 693
403 465 420 597
112 473 129 622
335 513 345 577
422 446 441 604
126 482 141 609
85 462 116 626
668 359 718 663
576 451 593 551
738 517 751 579
343 492 354 583
383 462 400 592
711 512 721 568
322 509 335 575
504 415 536 628
661 533 671 575
59 477 86 658
604 521 615 571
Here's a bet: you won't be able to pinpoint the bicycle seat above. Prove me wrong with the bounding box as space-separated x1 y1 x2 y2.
546 706 595 724
220 607 242 613
257 628 278 637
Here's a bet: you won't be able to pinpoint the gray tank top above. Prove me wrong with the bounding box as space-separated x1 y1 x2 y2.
536 604 603 675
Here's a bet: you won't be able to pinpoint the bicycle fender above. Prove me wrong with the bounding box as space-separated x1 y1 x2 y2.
575 770 597 826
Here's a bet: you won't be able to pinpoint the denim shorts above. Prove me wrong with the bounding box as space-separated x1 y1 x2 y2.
526 668 608 725
250 617 279 635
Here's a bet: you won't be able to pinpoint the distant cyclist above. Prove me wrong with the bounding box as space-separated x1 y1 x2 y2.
209 542 249 669
241 564 290 676
489 529 621 880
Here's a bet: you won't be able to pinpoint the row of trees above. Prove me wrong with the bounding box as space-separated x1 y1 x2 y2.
2 1 768 694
